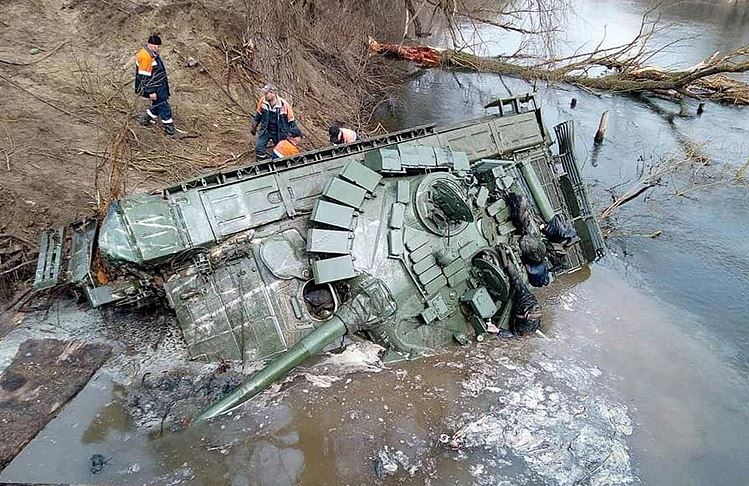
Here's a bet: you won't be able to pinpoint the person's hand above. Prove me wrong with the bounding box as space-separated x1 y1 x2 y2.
250 123 257 136
149 93 157 101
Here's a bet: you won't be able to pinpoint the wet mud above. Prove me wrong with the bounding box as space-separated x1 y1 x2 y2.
1 0 748 484
0 338 111 468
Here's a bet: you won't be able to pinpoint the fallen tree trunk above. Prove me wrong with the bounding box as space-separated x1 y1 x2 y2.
368 39 749 105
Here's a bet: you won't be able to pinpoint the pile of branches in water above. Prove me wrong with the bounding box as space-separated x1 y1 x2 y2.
369 4 749 105
0 233 35 299
599 144 749 229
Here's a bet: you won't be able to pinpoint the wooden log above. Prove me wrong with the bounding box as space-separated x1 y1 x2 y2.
594 111 609 145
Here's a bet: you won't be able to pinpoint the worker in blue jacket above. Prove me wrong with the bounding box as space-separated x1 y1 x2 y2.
135 34 174 136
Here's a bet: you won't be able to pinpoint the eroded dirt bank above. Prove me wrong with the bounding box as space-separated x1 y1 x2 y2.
0 0 404 247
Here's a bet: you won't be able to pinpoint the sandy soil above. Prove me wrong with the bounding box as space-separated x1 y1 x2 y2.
0 0 403 250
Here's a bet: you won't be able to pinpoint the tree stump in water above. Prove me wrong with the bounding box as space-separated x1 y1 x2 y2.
594 111 609 145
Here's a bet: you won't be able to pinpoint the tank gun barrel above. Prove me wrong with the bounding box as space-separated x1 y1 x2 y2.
197 317 347 421
196 277 397 422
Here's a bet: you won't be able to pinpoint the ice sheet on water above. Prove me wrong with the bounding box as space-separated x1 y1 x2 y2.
449 350 634 485
560 292 579 311
374 445 421 479
301 373 339 388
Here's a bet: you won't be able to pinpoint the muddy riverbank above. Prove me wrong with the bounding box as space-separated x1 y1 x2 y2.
1 0 748 484
2 265 746 485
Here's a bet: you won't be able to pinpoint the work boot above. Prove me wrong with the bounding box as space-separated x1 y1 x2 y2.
137 112 153 126
164 123 176 136
256 153 269 161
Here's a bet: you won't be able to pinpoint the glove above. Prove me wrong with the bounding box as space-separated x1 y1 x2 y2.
250 122 257 136
149 93 157 101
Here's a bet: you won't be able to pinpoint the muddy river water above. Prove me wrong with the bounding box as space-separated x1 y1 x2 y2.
2 0 749 484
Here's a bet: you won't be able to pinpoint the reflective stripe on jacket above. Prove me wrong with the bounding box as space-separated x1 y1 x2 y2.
253 96 297 140
134 47 170 100
272 139 300 159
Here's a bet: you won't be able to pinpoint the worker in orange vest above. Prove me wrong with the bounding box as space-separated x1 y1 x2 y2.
135 34 175 136
272 127 304 159
328 124 360 145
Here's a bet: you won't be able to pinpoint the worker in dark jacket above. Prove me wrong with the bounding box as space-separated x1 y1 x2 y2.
329 124 360 145
135 34 174 136
251 84 297 160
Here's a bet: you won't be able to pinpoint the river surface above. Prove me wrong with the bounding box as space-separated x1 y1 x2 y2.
2 1 749 485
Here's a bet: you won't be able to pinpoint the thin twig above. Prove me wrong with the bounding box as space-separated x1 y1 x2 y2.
0 41 69 66
0 73 100 127
0 260 35 276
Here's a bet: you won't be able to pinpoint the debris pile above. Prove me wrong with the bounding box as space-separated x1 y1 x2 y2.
125 367 243 433
0 233 34 301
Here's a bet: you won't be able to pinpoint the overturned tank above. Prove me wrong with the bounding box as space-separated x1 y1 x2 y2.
33 94 604 418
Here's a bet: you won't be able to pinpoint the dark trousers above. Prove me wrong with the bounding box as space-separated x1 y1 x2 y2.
255 129 281 158
146 98 173 124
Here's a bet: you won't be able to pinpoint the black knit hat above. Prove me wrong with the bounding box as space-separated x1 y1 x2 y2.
328 125 340 142
147 34 162 46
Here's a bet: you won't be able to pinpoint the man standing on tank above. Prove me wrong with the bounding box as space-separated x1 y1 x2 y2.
250 84 298 160
135 34 175 136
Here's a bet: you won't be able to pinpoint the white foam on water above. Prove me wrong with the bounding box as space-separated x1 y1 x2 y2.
301 373 339 388
449 352 634 485
375 445 422 478
309 341 385 376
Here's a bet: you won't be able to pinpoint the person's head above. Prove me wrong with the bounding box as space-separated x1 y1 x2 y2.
328 125 341 144
287 127 303 145
261 83 278 103
147 34 162 54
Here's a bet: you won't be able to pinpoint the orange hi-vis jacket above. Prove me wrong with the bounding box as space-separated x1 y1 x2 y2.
134 47 170 99
253 96 297 140
272 139 300 159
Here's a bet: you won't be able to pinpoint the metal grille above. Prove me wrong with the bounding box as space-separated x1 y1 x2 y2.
554 121 606 260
